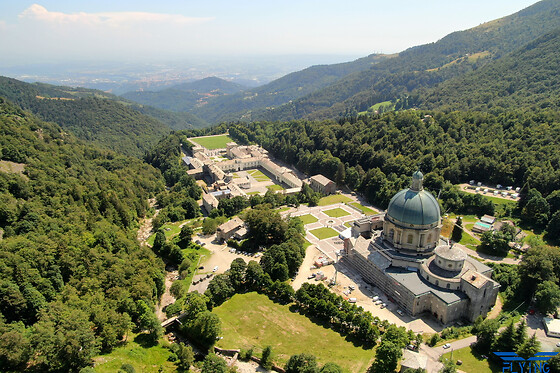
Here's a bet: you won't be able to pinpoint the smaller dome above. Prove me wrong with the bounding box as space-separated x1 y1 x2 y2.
434 245 467 262
412 170 424 179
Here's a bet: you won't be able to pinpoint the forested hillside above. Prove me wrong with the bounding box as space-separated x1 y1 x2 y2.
248 0 560 122
188 54 390 123
418 27 560 112
226 109 560 211
0 77 210 156
0 97 166 371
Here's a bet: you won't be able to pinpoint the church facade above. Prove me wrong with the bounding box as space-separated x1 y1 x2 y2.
343 171 499 324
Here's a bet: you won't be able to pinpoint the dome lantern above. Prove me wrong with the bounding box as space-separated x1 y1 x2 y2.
411 170 423 191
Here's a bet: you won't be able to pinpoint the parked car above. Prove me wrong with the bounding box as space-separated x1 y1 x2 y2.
396 309 404 316
443 343 451 349
213 266 219 272
380 303 387 309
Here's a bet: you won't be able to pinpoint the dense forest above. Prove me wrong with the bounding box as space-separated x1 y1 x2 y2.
0 76 210 157
0 97 167 371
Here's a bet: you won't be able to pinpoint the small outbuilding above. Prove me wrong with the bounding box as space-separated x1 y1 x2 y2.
217 217 244 242
543 317 560 338
309 174 337 195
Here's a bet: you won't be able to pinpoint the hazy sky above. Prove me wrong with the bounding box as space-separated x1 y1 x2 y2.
0 0 540 65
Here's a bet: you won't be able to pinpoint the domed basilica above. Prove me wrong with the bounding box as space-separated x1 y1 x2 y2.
344 172 499 324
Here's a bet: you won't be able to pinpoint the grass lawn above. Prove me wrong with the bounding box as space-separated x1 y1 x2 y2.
303 238 312 248
458 232 480 247
214 292 375 372
349 202 377 215
93 334 176 373
182 245 212 284
310 227 339 240
324 208 350 218
277 206 291 212
248 169 271 182
318 194 353 206
147 219 202 246
441 346 501 373
449 214 478 223
267 184 284 192
189 134 233 150
246 191 260 195
297 214 319 225
344 221 353 228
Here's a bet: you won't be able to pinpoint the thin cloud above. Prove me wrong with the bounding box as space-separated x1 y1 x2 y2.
19 4 213 27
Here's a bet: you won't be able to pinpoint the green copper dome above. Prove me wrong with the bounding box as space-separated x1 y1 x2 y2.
386 172 441 227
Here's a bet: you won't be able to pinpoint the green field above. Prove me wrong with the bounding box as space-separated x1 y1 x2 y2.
310 227 339 240
214 292 375 372
248 169 271 182
246 191 260 195
318 194 352 206
349 202 377 215
267 184 284 192
324 208 350 218
441 346 500 373
459 232 481 248
298 214 319 225
93 334 176 373
189 134 233 150
344 221 353 228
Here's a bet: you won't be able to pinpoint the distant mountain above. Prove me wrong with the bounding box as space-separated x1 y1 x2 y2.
190 54 391 123
172 76 247 94
120 76 247 113
247 0 560 122
0 76 172 157
418 27 560 112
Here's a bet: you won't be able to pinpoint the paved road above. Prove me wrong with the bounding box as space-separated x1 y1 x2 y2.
418 335 477 373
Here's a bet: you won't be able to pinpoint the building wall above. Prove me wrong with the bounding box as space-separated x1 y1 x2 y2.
345 247 472 324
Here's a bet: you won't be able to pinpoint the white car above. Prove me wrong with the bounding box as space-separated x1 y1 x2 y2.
213 266 219 272
443 343 451 349
396 309 404 316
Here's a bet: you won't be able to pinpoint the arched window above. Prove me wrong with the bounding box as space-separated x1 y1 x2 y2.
407 234 413 244
427 234 432 243
435 280 439 286
446 283 450 289
388 229 395 241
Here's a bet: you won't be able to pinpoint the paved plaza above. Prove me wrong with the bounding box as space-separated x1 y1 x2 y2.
284 202 367 260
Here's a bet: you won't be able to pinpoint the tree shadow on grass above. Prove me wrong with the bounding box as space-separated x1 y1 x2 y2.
287 304 375 350
134 332 159 348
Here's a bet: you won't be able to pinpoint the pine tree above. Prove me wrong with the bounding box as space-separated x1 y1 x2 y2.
517 333 540 360
513 319 527 351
